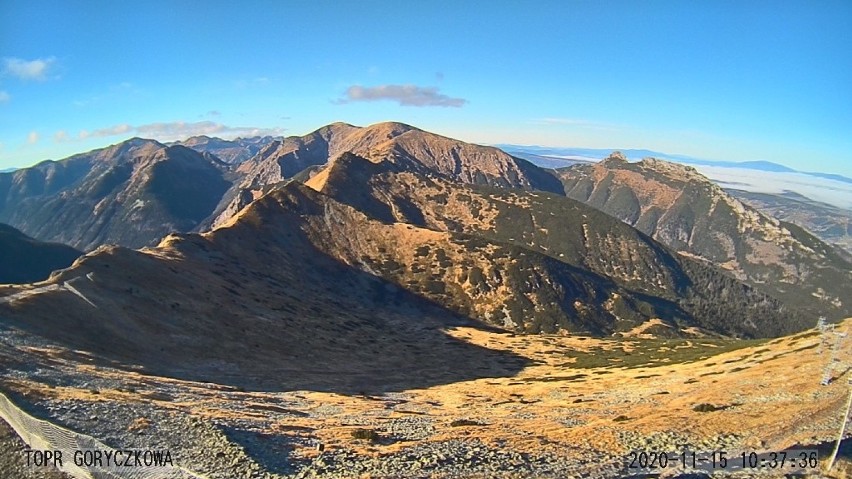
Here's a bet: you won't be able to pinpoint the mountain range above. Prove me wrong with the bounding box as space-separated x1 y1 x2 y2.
0 155 809 386
1 122 849 339
173 135 281 164
2 119 851 479
499 144 852 184
0 139 231 250
557 153 851 318
215 122 563 226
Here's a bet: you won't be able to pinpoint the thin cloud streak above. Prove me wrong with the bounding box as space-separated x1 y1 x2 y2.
337 84 467 107
77 121 286 142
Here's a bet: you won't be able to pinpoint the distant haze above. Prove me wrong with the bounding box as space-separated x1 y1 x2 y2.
502 145 852 210
693 166 852 210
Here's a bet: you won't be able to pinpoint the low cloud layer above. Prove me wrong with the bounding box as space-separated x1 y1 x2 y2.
3 57 56 81
0 91 9 103
76 121 285 142
337 84 467 107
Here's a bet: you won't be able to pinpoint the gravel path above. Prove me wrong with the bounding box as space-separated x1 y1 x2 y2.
293 439 623 478
29 397 627 479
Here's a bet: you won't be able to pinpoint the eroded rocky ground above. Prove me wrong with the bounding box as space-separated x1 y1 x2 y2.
0 320 850 479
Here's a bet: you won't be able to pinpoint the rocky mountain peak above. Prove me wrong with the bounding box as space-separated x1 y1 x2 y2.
306 151 395 193
313 122 360 141
600 151 629 165
93 137 166 165
636 157 706 183
232 121 565 204
558 154 852 319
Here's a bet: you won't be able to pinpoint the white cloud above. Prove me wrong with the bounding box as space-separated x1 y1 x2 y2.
27 131 39 145
0 90 9 103
3 57 56 81
336 84 467 107
54 130 69 143
90 124 132 137
77 121 286 142
691 165 852 210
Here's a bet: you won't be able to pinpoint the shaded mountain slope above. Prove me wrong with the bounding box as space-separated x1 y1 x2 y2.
299 153 808 337
0 139 232 250
241 181 690 336
0 197 529 394
0 224 82 284
556 154 852 319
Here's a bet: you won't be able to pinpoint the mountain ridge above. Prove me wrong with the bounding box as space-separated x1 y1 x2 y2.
175 135 281 164
299 151 810 336
233 122 563 194
498 144 852 183
2 122 845 332
728 188 852 257
557 154 852 318
207 121 564 229
0 140 231 250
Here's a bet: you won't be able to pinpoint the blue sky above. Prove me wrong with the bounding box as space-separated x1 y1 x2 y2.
1 1 850 176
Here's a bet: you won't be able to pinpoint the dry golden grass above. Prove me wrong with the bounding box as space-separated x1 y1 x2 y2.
4 319 849 473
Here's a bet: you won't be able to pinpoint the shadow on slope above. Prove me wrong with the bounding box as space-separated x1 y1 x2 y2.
0 224 82 284
0 216 529 395
310 154 812 337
